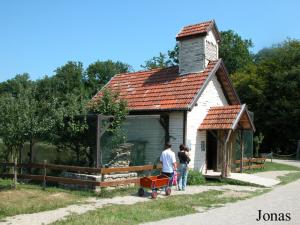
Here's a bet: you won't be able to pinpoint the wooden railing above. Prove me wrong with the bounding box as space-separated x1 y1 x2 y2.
235 157 266 172
0 162 162 188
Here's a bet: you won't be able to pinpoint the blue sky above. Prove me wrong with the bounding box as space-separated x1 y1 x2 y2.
0 0 299 82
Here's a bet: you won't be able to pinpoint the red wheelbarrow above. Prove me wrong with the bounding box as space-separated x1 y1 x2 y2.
138 174 172 199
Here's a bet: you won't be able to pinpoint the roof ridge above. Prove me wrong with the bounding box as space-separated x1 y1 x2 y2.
181 20 214 29
115 65 179 77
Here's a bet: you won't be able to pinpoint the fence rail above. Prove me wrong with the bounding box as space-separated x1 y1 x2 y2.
0 162 162 188
235 157 266 172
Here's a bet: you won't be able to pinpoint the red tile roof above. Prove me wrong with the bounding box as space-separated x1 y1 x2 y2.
199 105 242 130
92 61 219 111
198 105 255 130
176 20 220 41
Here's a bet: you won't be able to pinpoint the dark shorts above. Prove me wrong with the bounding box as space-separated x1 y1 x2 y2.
162 172 174 178
162 172 174 186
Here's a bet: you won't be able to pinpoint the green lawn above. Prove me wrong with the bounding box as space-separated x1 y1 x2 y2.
0 178 148 220
0 179 86 220
246 161 300 174
278 172 300 185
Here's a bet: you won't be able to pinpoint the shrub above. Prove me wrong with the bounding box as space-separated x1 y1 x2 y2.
187 170 206 185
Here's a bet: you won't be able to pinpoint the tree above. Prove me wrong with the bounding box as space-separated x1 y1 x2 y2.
248 39 300 153
85 60 131 97
231 64 266 111
219 30 254 74
141 45 178 70
46 62 90 164
0 74 34 162
54 61 85 97
25 84 58 163
88 88 128 161
0 93 28 162
52 93 89 164
88 88 128 132
0 73 32 96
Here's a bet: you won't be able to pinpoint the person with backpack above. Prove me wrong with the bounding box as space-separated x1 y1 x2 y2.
177 144 190 191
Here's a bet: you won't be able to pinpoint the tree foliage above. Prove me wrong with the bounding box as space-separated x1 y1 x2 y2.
0 59 130 164
234 39 300 153
141 45 179 70
219 30 254 74
88 88 128 132
85 60 131 97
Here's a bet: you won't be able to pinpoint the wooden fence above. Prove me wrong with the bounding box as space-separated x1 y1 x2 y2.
235 157 266 172
0 162 162 188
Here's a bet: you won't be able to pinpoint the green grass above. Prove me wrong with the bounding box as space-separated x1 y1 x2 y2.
245 161 300 174
52 189 258 225
278 172 300 185
0 179 143 220
0 179 86 220
187 170 262 187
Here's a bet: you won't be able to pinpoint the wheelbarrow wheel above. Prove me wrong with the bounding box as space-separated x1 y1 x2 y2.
165 187 171 196
151 190 158 199
138 188 145 197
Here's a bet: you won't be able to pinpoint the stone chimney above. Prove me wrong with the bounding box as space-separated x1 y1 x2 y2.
176 20 221 75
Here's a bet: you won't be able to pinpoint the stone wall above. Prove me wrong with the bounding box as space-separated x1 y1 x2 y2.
60 171 102 192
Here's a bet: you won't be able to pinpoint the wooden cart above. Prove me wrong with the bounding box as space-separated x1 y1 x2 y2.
138 174 171 199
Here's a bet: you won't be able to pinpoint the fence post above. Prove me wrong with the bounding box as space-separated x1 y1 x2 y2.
297 140 300 160
13 158 17 189
42 160 47 190
270 152 273 163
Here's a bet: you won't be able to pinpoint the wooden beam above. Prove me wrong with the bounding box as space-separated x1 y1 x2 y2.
0 162 102 173
101 165 161 174
0 174 101 186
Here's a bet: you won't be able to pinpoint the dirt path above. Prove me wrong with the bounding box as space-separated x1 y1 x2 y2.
0 185 260 225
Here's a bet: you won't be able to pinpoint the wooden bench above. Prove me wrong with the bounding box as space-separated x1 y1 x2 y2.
235 157 266 172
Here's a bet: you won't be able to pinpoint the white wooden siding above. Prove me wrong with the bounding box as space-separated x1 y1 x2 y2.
205 30 219 66
169 112 184 157
186 74 228 171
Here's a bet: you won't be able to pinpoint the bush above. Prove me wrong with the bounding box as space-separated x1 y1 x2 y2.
187 170 206 185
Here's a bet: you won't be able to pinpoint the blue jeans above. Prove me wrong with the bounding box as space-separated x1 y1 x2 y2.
178 164 188 190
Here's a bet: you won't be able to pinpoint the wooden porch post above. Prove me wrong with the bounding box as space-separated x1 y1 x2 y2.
240 130 244 173
96 114 102 168
222 130 233 178
222 139 227 178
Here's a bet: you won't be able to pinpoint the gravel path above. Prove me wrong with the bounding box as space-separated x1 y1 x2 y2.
0 185 260 225
143 178 300 225
254 170 295 180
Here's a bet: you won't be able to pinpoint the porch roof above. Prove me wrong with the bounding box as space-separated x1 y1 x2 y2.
198 104 255 131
